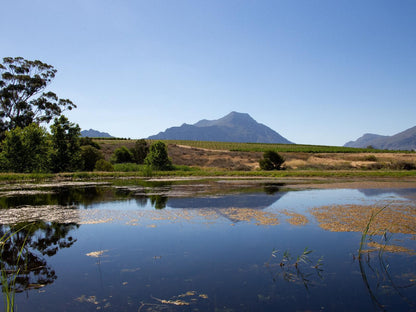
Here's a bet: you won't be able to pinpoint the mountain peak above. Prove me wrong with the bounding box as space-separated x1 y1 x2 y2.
148 112 293 144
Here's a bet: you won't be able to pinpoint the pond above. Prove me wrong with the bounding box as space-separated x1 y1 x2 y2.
0 179 415 311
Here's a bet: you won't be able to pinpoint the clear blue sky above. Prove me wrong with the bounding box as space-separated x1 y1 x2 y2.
2 0 415 146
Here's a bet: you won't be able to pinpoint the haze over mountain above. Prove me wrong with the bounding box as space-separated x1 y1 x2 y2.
148 112 293 144
81 129 113 138
344 126 416 151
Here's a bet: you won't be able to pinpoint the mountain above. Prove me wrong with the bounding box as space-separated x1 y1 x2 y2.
148 112 293 144
344 126 416 151
81 129 113 138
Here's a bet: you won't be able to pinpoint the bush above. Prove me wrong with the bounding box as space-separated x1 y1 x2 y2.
259 150 285 170
94 159 114 172
390 161 416 170
363 155 378 162
130 139 149 164
144 141 172 170
0 124 51 173
80 137 101 149
80 146 104 171
111 146 133 163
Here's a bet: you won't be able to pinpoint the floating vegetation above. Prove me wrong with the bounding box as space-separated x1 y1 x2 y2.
310 202 416 234
280 209 309 226
85 250 108 258
138 291 209 311
364 242 416 255
218 208 279 226
0 206 80 224
74 295 111 309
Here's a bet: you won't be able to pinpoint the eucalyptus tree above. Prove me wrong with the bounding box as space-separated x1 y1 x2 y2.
0 57 76 137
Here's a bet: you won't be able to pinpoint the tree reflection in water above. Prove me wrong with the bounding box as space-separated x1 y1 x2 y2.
0 222 78 292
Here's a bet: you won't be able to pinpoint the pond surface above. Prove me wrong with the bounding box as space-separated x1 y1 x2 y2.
0 179 415 311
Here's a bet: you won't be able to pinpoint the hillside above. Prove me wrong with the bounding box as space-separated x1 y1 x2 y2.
148 111 293 144
345 126 416 151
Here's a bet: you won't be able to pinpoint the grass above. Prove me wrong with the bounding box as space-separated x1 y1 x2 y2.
1 225 30 312
0 169 415 183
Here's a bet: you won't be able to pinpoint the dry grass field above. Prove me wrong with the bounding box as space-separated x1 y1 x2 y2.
95 139 416 171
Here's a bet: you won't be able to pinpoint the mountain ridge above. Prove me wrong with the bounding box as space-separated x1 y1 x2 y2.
148 111 293 144
344 126 416 150
81 129 113 138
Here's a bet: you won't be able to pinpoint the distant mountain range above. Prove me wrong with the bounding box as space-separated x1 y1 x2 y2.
344 126 416 151
81 129 113 138
148 111 293 144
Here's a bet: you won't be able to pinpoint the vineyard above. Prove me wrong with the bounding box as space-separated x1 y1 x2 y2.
150 140 408 154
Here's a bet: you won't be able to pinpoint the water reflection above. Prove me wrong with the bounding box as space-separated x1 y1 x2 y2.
357 236 416 311
0 222 78 292
0 181 415 311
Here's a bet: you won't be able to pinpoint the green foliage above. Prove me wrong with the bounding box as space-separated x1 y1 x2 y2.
130 139 149 164
113 163 142 172
155 140 409 154
94 159 114 172
259 150 285 170
0 57 75 137
50 116 82 172
144 141 173 170
111 146 133 163
80 146 104 171
80 137 101 149
364 155 378 161
0 124 50 172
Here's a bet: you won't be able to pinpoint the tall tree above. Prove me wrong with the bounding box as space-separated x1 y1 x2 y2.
0 57 76 136
50 116 81 172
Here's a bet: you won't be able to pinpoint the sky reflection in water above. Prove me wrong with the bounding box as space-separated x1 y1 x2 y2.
0 182 415 311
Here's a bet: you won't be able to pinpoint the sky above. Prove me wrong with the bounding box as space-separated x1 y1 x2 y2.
1 0 415 146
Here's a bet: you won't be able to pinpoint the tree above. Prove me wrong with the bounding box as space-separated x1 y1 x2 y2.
50 115 81 172
111 146 133 163
144 141 172 170
0 123 50 172
130 139 149 164
80 145 104 171
0 57 76 137
259 150 285 170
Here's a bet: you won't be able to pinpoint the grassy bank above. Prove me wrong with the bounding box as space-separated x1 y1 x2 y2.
1 168 416 183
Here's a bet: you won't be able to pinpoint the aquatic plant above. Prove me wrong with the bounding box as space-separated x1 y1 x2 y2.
0 225 30 312
266 247 324 290
356 205 416 310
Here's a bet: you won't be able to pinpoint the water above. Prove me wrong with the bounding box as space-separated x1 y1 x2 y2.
0 180 415 311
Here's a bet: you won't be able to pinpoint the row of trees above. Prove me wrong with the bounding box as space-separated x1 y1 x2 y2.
0 56 173 173
0 120 172 173
1 56 284 173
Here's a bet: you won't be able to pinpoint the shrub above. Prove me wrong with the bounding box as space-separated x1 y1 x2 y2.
259 150 285 170
144 141 172 170
0 124 51 173
94 159 114 172
80 137 101 149
111 146 133 163
80 146 104 171
130 139 149 164
363 155 378 162
390 161 416 170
